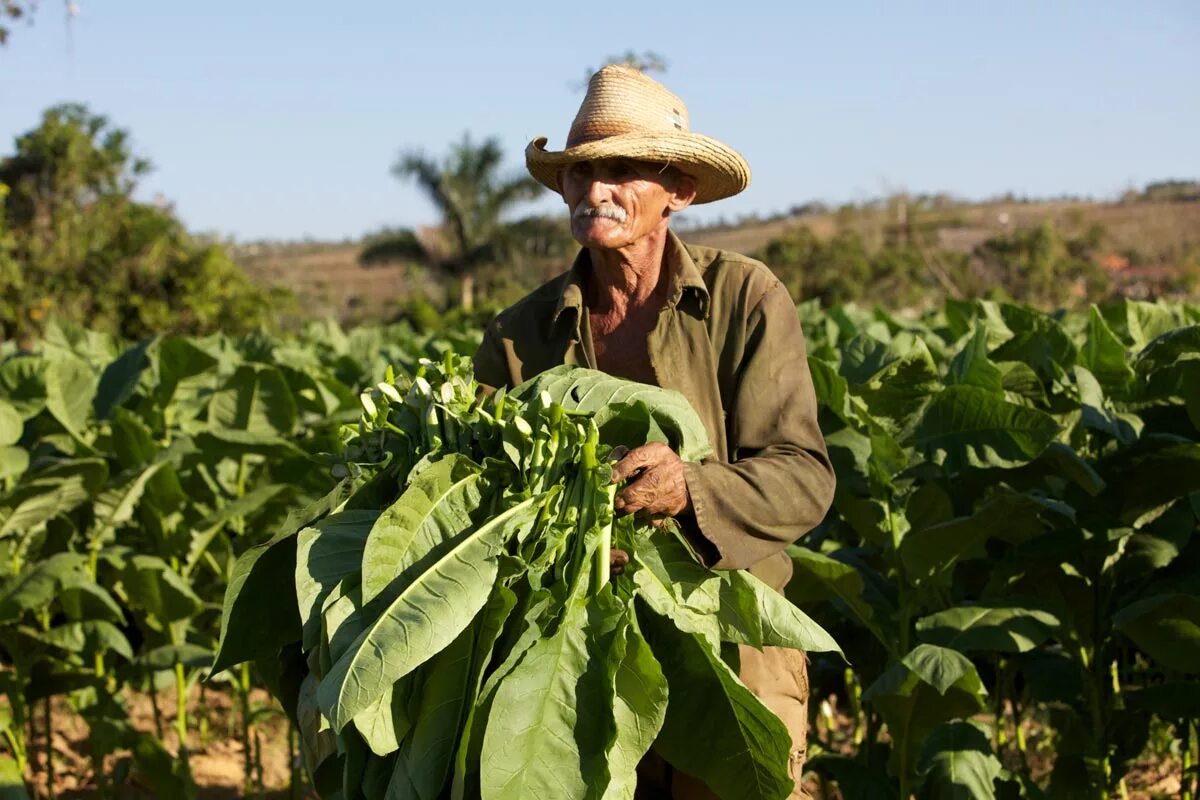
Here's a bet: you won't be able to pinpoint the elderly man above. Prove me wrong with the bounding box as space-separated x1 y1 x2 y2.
473 65 835 800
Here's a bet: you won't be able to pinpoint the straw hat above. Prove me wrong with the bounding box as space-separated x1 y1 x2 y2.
525 65 750 204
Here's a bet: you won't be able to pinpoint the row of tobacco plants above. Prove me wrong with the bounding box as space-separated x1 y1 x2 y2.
0 297 1197 798
0 317 481 797
793 298 1200 799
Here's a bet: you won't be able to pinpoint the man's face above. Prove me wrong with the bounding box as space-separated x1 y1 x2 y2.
560 158 695 250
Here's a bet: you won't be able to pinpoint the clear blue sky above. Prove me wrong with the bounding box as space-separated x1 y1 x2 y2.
2 1 1197 241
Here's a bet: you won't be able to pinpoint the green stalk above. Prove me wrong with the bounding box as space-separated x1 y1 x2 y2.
240 661 254 796
174 661 188 755
44 695 55 800
593 484 617 595
199 682 209 747
846 667 865 746
885 498 911 658
1183 721 1194 800
288 721 300 799
995 658 1008 750
149 676 164 740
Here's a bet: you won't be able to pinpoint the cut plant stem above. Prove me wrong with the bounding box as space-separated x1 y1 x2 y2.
594 484 617 594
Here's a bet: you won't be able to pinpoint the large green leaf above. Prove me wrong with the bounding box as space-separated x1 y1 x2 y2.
918 721 1005 800
0 458 108 539
1112 593 1200 672
207 364 298 435
784 545 891 647
211 530 303 674
1080 306 1134 393
915 603 1060 654
632 533 721 646
647 615 794 800
602 620 668 800
353 680 409 758
1108 442 1200 525
295 510 379 649
120 555 203 629
900 487 1073 583
94 337 155 421
1124 681 1200 722
0 356 47 420
479 598 613 800
805 754 894 800
863 644 988 781
0 552 88 622
947 325 1004 393
44 354 99 437
41 620 133 662
450 584 518 800
0 401 22 447
360 454 482 605
90 461 171 549
912 386 1059 471
0 753 29 799
395 623 475 799
320 493 543 731
991 304 1077 383
718 569 842 655
513 366 713 462
182 483 290 577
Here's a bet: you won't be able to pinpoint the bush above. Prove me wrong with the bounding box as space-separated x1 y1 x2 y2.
0 104 285 342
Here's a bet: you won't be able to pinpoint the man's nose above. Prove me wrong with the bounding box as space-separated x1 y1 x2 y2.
584 177 612 206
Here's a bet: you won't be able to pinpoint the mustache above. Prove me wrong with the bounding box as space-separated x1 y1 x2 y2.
572 204 628 223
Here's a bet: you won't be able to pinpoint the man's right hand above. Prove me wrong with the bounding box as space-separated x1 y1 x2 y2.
610 548 630 577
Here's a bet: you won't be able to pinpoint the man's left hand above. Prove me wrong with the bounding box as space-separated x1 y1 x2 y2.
611 442 692 519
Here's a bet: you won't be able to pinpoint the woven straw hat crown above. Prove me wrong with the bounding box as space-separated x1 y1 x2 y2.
526 65 750 204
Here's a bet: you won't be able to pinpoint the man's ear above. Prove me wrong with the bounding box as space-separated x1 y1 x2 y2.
668 173 697 212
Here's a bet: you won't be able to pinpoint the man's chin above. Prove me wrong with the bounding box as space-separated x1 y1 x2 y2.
571 220 627 249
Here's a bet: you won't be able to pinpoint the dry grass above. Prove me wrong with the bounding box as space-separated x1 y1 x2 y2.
234 200 1200 324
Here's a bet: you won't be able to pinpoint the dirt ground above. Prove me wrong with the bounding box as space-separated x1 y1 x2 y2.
23 687 1187 799
26 686 303 799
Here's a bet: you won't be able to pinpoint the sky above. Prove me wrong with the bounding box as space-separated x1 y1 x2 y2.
2 1 1198 242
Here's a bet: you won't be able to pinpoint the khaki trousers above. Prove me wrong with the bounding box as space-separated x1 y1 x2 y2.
635 644 811 800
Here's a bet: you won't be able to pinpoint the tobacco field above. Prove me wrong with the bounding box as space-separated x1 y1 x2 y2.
0 297 1198 799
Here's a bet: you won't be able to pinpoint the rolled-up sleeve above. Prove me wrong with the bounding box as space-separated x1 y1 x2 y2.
682 283 835 570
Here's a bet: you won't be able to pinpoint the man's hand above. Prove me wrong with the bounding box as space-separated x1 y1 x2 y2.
610 548 630 576
610 442 692 519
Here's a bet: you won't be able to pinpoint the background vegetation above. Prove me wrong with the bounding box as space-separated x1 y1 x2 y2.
1 98 1198 799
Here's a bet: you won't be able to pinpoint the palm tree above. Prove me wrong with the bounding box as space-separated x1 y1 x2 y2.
361 134 545 310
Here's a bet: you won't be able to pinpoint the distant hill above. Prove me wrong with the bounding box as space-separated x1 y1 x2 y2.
234 198 1200 323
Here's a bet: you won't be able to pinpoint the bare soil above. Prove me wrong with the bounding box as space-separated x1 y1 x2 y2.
26 686 304 799
27 685 1186 799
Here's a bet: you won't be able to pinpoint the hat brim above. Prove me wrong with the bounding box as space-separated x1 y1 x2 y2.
525 133 750 205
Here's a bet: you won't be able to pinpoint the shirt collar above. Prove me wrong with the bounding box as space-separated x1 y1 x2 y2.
550 229 711 331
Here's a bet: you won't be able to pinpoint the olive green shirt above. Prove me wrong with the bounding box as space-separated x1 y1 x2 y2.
472 231 835 590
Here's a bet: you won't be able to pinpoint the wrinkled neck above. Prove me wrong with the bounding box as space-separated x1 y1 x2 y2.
586 227 671 316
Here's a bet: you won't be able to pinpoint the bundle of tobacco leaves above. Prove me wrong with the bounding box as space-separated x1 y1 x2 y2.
214 354 840 800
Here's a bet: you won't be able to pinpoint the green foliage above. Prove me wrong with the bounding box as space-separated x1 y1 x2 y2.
0 318 476 794
1 297 1198 797
792 296 1200 799
361 134 549 310
216 357 839 800
760 218 1116 309
0 104 284 341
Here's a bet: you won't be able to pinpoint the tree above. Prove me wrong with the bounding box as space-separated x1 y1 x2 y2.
1 1 77 45
0 103 283 340
576 50 668 90
361 134 545 310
